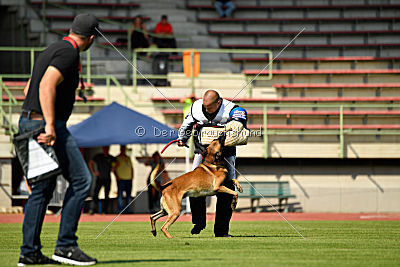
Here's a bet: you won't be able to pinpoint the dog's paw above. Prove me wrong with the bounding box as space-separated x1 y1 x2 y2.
151 230 157 237
236 184 243 193
231 200 238 211
231 194 238 210
231 202 237 211
233 179 243 193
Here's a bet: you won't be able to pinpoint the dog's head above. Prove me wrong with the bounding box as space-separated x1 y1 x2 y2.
202 133 225 164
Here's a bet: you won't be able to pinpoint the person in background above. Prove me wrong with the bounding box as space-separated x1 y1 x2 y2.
114 145 134 213
153 15 177 49
180 93 196 119
88 146 115 214
213 0 236 18
130 15 150 54
144 152 170 213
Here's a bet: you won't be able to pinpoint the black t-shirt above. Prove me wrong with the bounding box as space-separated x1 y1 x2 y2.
93 154 116 180
22 40 80 121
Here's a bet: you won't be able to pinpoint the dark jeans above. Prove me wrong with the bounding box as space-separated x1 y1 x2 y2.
19 117 92 256
90 177 111 213
117 180 132 213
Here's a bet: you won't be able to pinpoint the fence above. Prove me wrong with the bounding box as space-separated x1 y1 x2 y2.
150 101 400 158
0 47 134 143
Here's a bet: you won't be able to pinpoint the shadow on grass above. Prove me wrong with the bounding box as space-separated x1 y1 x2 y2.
233 235 299 238
101 259 190 264
181 235 298 238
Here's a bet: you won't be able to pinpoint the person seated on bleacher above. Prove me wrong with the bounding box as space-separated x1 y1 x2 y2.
129 15 150 55
153 15 177 49
213 0 236 18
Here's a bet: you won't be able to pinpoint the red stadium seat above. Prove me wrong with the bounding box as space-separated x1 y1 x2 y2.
198 17 399 23
171 123 400 130
151 96 400 102
3 81 93 89
31 1 140 8
210 30 400 36
274 83 400 89
222 43 400 49
2 96 104 102
161 109 400 116
187 4 400 10
233 56 400 62
243 69 400 75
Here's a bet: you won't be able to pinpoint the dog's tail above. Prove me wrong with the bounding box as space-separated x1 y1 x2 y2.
150 163 161 191
159 181 172 192
150 163 172 192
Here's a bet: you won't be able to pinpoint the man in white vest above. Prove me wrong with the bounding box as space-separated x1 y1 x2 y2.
177 90 248 237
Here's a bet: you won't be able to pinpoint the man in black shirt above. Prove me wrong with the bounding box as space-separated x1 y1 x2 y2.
18 14 100 266
88 146 116 214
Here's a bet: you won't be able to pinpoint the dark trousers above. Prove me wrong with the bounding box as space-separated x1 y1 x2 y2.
117 180 132 213
190 179 235 236
19 117 92 256
190 153 236 236
154 37 177 49
148 185 160 213
90 177 111 213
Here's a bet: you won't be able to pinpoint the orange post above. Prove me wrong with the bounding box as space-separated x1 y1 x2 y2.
183 50 200 78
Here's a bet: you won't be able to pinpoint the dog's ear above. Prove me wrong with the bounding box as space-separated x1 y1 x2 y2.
218 132 226 146
202 148 208 158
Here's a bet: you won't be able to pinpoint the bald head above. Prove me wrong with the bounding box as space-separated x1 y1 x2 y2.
203 90 220 103
203 90 222 114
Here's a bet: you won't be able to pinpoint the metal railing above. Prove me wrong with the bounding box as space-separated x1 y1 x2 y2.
0 47 92 82
0 73 131 105
0 45 135 142
132 47 273 96
0 78 19 138
257 103 400 158
150 101 400 158
0 72 132 146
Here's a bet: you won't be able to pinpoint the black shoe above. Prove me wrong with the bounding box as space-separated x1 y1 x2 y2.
52 247 97 266
190 224 205 235
215 234 233 237
18 253 60 266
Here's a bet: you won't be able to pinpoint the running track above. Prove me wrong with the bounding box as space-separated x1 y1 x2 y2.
1 212 400 224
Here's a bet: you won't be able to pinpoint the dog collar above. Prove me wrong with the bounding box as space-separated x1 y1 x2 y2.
202 160 225 170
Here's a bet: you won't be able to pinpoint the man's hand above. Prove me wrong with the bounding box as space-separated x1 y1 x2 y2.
37 124 56 146
177 140 187 147
39 66 63 146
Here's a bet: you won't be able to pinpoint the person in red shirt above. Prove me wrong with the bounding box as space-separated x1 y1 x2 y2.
153 15 177 49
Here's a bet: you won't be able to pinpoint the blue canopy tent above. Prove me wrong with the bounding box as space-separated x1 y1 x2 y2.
69 102 178 147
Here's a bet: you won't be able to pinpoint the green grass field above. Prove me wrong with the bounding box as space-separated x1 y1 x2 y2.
1 220 399 266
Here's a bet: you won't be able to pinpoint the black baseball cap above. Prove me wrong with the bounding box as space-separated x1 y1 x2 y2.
71 14 102 37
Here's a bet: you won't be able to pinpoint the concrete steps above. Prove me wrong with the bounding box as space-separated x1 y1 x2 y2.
0 129 13 158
